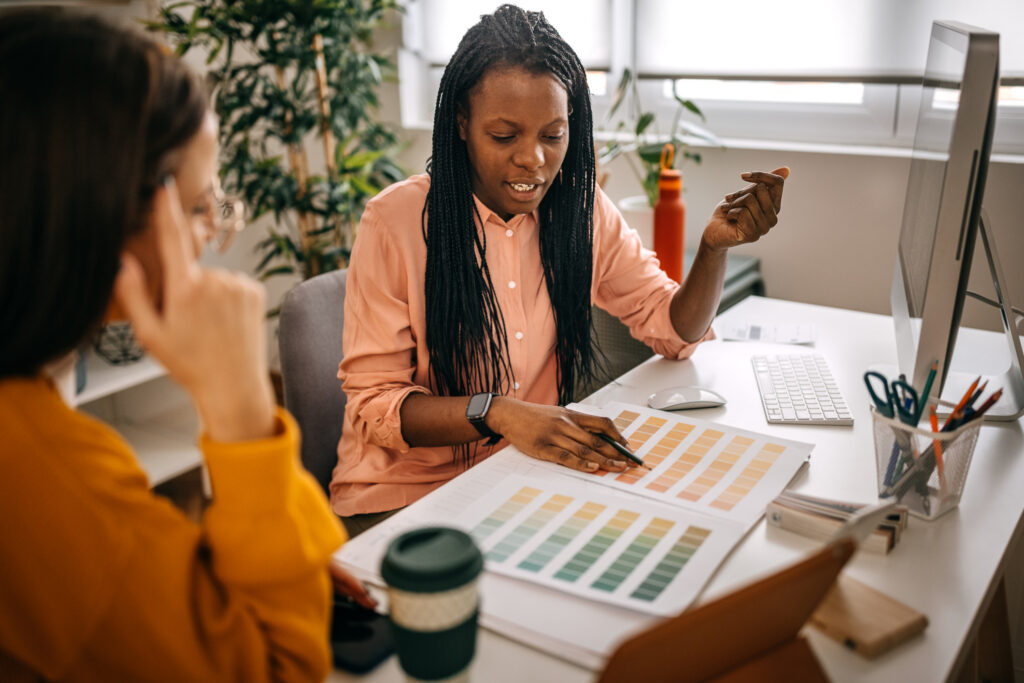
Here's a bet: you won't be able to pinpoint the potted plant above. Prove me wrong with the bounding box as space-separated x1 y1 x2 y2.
597 69 721 248
148 0 405 292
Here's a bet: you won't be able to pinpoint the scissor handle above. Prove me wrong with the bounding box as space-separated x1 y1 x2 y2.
891 380 920 425
863 371 894 418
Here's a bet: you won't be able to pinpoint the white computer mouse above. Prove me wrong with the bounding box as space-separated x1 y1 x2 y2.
647 386 727 411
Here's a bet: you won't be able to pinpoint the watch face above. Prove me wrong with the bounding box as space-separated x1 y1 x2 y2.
466 392 491 419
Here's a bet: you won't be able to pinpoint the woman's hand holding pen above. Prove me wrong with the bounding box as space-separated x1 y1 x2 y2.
701 167 790 252
487 398 640 474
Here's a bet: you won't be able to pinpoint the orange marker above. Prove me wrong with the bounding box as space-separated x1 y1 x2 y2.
942 376 981 430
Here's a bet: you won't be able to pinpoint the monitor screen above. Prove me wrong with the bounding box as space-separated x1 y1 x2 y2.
891 21 998 397
898 33 970 318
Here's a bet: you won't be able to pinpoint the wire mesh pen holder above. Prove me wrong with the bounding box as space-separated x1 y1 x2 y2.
872 408 982 520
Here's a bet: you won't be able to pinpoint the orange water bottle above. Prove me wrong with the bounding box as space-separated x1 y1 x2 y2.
653 144 685 283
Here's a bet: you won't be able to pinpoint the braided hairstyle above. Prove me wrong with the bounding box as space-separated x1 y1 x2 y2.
425 4 600 462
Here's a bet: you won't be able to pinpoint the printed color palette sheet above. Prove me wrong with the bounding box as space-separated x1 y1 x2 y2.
570 402 812 530
466 476 744 615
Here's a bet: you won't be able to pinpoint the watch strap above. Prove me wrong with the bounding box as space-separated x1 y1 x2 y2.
467 392 502 445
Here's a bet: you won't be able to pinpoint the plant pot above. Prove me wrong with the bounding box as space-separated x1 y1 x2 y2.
617 195 654 249
93 321 145 366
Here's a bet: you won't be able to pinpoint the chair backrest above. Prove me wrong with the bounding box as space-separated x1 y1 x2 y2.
278 269 348 496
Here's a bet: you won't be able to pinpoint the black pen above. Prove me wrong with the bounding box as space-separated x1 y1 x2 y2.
595 432 652 470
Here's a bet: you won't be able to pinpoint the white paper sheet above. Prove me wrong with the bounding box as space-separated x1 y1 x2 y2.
564 401 812 531
719 322 816 345
462 475 744 615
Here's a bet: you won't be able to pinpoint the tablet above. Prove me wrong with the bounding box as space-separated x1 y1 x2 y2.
598 537 856 683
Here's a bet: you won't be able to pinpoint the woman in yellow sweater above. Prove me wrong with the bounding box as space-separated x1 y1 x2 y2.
0 11 364 681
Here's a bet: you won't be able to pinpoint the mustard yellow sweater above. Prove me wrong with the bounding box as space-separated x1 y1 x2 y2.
0 377 346 681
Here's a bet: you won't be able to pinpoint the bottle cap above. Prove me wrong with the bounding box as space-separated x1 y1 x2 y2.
658 168 682 191
658 143 681 190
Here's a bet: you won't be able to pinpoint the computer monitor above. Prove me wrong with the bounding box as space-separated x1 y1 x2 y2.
890 20 1010 415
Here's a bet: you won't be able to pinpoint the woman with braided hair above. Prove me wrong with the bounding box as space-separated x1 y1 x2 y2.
332 4 789 535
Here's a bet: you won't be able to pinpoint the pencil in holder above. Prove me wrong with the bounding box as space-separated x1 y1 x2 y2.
871 408 982 520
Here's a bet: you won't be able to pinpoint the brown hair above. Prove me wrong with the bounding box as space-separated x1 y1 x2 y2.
0 9 208 377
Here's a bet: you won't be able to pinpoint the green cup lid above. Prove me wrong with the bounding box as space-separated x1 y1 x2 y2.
381 526 483 593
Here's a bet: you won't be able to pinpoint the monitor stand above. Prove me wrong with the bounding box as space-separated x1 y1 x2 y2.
939 209 1024 421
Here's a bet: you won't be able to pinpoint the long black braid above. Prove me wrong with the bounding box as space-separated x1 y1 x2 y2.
424 4 601 466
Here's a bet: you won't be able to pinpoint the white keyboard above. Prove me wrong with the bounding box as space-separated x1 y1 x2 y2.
751 354 853 426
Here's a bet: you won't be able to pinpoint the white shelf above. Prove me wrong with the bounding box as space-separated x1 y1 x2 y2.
81 398 202 487
75 349 167 406
121 402 202 486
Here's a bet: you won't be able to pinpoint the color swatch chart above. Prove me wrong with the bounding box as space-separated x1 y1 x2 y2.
467 476 743 615
567 402 812 530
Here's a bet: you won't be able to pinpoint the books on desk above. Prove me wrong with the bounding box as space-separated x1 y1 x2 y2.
767 491 908 554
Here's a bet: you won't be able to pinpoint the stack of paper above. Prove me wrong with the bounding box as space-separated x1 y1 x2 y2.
766 491 908 554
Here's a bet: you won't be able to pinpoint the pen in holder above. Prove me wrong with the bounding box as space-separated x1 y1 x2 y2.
871 408 982 520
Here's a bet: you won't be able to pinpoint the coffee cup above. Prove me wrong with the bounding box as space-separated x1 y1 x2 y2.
381 526 483 682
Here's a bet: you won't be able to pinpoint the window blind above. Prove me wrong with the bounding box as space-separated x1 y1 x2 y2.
405 0 613 69
635 0 1024 80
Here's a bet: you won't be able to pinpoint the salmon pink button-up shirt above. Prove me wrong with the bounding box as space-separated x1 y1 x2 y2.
331 174 711 516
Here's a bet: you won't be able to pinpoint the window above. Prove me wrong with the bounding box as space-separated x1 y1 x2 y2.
399 0 1024 155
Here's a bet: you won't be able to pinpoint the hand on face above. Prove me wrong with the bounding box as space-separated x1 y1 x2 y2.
113 179 275 443
702 167 790 252
488 399 644 474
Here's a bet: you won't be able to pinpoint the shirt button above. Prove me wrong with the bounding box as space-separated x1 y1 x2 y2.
508 281 516 289
515 331 524 340
514 382 521 390
506 229 514 237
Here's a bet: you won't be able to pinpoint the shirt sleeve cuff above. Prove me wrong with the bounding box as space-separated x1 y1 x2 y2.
200 408 303 513
201 408 346 583
666 324 716 360
642 291 717 360
357 385 433 452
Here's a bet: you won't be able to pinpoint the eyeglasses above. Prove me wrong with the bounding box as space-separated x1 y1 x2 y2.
201 185 246 253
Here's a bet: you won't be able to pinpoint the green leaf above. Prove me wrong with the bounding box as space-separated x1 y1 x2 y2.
206 37 224 64
673 118 724 147
673 95 706 122
350 175 378 196
259 264 296 281
682 150 703 165
341 148 387 170
637 142 669 166
597 142 623 167
606 68 633 122
643 169 660 207
634 112 655 137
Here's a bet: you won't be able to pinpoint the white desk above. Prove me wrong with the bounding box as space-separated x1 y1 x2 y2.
331 297 1024 682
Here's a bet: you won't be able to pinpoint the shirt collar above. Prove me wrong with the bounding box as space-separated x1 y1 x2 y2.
471 193 534 229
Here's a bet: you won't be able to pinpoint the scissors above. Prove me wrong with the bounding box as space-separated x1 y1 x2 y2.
865 371 921 487
863 371 920 425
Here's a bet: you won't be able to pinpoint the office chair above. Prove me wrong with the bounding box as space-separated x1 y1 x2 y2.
278 268 348 497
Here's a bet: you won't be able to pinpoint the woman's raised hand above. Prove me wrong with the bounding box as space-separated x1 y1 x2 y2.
488 399 639 473
114 179 276 442
701 167 790 252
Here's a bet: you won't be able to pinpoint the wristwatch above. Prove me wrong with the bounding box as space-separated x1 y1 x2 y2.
466 392 502 445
